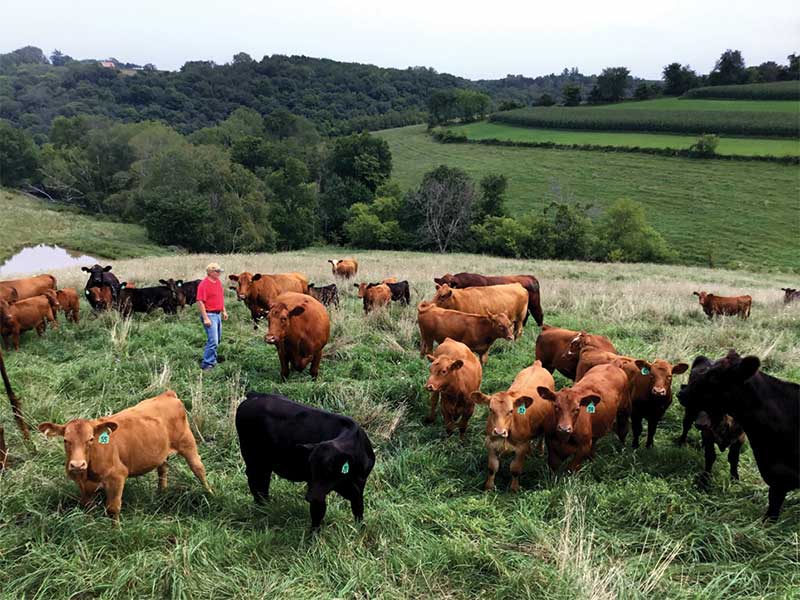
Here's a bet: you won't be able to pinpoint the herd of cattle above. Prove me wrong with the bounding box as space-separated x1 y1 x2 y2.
0 257 798 530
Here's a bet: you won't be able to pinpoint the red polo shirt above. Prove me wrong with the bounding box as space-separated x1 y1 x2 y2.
197 277 225 312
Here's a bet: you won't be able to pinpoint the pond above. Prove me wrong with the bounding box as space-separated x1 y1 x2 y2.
0 244 99 278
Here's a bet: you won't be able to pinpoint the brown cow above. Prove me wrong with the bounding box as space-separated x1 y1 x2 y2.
86 286 113 311
328 259 358 279
355 282 391 313
56 288 81 324
538 363 631 472
38 390 212 522
471 360 555 491
417 302 514 364
0 274 56 302
0 292 60 350
781 288 800 304
693 291 751 319
264 292 330 380
424 338 482 440
229 272 309 329
535 325 616 380
432 283 528 339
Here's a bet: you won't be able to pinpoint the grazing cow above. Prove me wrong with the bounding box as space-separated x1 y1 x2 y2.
424 338 483 439
86 286 113 311
0 293 60 350
355 282 392 313
229 271 309 328
0 286 18 304
678 351 799 520
56 288 80 324
434 272 544 327
236 391 375 530
417 302 514 364
38 390 212 522
693 291 752 319
264 292 330 380
118 283 178 317
82 265 120 304
537 363 631 472
328 258 358 280
432 283 528 339
471 360 555 491
535 325 616 381
368 280 410 305
308 283 340 308
0 274 57 302
781 288 800 304
179 280 202 306
159 279 187 308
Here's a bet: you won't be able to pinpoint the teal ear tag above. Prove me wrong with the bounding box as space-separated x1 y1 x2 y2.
517 405 526 415
341 462 350 475
98 431 110 444
586 402 596 414
641 367 650 375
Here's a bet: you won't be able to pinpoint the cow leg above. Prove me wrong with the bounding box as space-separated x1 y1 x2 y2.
0 425 6 470
699 432 717 489
645 417 659 449
513 319 523 340
36 321 45 336
12 331 20 351
615 414 629 446
337 480 366 522
480 351 488 366
157 462 169 491
79 481 101 507
534 435 545 457
310 351 322 380
631 415 643 449
484 449 499 491
510 445 529 492
766 486 787 521
178 441 213 494
103 476 126 523
419 335 432 357
246 465 272 503
309 498 328 531
728 439 743 481
457 411 472 442
677 411 693 445
425 392 439 424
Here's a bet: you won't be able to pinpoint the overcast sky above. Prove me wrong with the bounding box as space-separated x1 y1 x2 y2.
2 0 797 79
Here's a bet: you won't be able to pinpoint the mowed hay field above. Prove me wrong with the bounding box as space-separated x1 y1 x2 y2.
1 248 799 599
377 125 800 273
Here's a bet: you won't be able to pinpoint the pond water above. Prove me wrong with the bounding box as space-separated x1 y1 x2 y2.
0 245 99 278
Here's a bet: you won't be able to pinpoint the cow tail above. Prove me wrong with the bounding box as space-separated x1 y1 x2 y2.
0 352 29 440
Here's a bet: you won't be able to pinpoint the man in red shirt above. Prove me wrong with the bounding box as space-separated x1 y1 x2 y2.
197 262 228 371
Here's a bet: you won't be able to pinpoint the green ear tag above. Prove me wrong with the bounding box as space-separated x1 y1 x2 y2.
98 431 110 444
586 402 596 414
641 367 650 375
517 405 526 415
341 462 350 475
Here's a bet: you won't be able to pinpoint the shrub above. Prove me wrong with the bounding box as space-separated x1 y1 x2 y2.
688 134 720 157
683 81 800 100
594 199 674 263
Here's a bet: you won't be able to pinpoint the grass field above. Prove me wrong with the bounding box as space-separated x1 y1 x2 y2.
377 125 800 273
598 97 799 113
1 248 798 599
448 122 800 157
0 189 169 263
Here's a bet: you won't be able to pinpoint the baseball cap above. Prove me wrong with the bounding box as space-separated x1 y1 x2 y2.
206 262 224 272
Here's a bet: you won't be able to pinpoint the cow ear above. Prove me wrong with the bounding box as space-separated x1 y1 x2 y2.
692 291 700 296
95 421 118 436
158 279 167 285
425 354 435 363
691 355 710 370
537 386 557 402
470 391 490 405
353 284 359 288
38 422 66 437
297 442 316 453
449 359 464 371
580 394 601 407
514 395 535 409
288 305 305 317
634 359 651 373
228 274 239 282
120 282 128 289
433 278 444 285
252 274 262 281
81 267 90 272
672 362 689 375
737 356 760 381
103 266 113 272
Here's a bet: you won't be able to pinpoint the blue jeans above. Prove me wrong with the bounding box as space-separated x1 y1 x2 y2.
201 313 222 368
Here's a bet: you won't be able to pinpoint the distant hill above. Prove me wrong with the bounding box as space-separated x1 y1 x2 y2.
0 46 603 136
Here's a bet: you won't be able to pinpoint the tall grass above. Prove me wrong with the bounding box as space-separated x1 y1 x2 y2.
684 81 800 101
1 248 798 598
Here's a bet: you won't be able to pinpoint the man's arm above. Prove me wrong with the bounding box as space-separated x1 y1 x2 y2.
198 300 211 326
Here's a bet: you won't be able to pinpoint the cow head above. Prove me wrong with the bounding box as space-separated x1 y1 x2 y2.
42 289 61 311
86 286 112 309
328 259 340 273
228 272 255 301
159 279 186 307
38 419 118 475
0 299 13 325
781 288 798 303
433 274 455 287
636 358 688 402
562 331 588 360
677 350 760 422
81 264 113 288
432 284 454 306
300 438 352 503
693 291 709 305
488 312 515 341
425 354 464 393
264 301 305 344
538 386 599 441
471 390 535 439
355 283 368 298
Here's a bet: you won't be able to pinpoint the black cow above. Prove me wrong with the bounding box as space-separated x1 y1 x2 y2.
118 282 178 317
781 288 800 304
180 280 201 306
678 350 799 520
158 278 196 309
308 283 339 308
678 401 746 486
368 280 410 305
82 264 120 307
235 391 375 531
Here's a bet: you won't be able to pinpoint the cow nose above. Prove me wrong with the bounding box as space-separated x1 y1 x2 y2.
237 294 245 301
264 335 277 344
557 425 572 435
652 387 667 396
493 428 508 438
68 460 87 472
425 383 435 391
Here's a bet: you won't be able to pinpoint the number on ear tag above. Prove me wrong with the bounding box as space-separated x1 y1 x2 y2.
586 402 596 414
517 405 526 415
341 462 350 475
98 431 110 444
641 367 650 375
